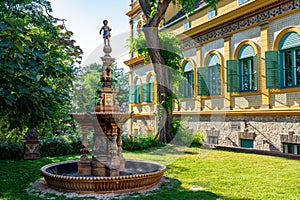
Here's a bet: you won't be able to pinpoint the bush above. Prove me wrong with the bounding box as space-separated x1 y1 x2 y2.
122 134 161 151
40 133 82 157
191 130 203 147
171 119 203 147
0 139 23 159
0 133 82 159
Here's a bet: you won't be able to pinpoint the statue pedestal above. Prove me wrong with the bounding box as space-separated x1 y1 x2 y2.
23 129 40 160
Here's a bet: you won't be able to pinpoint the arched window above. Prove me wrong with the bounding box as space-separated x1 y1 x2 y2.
266 31 300 89
137 20 143 34
280 32 300 87
142 74 154 103
129 77 141 104
227 43 257 92
198 53 221 96
182 61 194 97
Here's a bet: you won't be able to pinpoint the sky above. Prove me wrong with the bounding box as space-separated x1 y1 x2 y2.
49 0 131 68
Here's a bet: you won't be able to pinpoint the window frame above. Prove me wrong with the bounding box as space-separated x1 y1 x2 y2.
130 78 141 104
239 56 256 92
182 61 195 98
208 64 221 96
227 44 258 93
281 47 300 88
238 0 249 6
207 136 218 144
183 21 191 31
142 74 154 103
240 139 254 148
283 143 300 155
208 9 217 19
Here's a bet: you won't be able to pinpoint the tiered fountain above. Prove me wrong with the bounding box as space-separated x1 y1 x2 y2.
40 44 166 194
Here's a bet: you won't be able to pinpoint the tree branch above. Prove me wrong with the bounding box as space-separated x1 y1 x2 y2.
138 0 152 19
139 0 171 27
150 0 171 27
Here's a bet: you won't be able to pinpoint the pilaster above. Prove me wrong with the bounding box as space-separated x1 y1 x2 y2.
223 35 232 110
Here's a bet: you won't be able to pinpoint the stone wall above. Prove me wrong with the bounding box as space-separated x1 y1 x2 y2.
174 115 300 153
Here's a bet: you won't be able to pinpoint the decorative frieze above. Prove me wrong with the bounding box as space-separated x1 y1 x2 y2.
184 0 300 49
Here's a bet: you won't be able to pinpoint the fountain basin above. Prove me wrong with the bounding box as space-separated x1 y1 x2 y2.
41 160 166 194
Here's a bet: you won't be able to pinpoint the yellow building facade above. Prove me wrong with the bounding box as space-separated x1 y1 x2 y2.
125 0 300 154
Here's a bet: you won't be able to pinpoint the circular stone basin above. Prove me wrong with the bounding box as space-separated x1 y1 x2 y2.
41 160 166 194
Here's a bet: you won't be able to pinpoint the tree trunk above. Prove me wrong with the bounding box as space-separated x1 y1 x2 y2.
143 27 173 143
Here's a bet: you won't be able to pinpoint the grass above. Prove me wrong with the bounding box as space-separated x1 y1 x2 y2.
0 146 300 199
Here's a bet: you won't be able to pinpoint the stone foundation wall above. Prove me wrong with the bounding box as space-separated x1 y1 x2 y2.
131 116 156 137
174 115 300 153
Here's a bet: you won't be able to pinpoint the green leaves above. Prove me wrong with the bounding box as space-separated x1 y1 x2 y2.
0 0 82 140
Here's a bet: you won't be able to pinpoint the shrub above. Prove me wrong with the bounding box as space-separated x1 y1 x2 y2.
122 134 161 151
0 139 23 159
40 133 82 157
171 118 203 147
191 130 203 147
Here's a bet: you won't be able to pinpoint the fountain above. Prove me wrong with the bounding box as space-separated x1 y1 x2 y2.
40 42 166 194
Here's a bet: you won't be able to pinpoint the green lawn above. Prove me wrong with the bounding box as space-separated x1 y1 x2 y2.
0 147 299 199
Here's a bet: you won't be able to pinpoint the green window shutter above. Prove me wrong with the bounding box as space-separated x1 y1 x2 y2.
190 71 194 97
179 76 185 97
265 50 280 89
226 60 239 92
135 85 140 104
129 85 136 104
183 71 194 97
197 67 209 96
142 83 148 103
253 55 258 91
149 82 154 102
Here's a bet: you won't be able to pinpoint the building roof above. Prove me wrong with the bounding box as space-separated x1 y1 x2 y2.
164 0 207 27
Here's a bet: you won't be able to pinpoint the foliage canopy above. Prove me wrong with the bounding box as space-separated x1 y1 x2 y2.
0 0 82 140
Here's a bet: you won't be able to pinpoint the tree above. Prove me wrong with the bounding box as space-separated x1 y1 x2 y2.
72 63 129 113
72 63 101 113
130 31 183 140
112 64 129 106
137 0 217 143
0 0 82 141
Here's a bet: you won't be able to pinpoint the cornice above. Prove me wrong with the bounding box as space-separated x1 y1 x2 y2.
126 4 141 17
173 108 300 116
124 55 146 67
181 0 300 49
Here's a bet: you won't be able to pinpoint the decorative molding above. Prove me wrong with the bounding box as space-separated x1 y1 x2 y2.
183 0 300 49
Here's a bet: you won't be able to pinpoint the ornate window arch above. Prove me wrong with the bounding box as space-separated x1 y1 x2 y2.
227 41 258 92
136 19 143 34
130 76 141 104
198 51 223 96
266 27 300 89
142 73 155 103
181 59 196 98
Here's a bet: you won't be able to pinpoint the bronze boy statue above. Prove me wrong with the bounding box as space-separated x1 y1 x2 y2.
99 19 111 46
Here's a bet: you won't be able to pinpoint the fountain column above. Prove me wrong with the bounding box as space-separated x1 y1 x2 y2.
108 124 121 176
78 126 91 175
91 126 110 176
